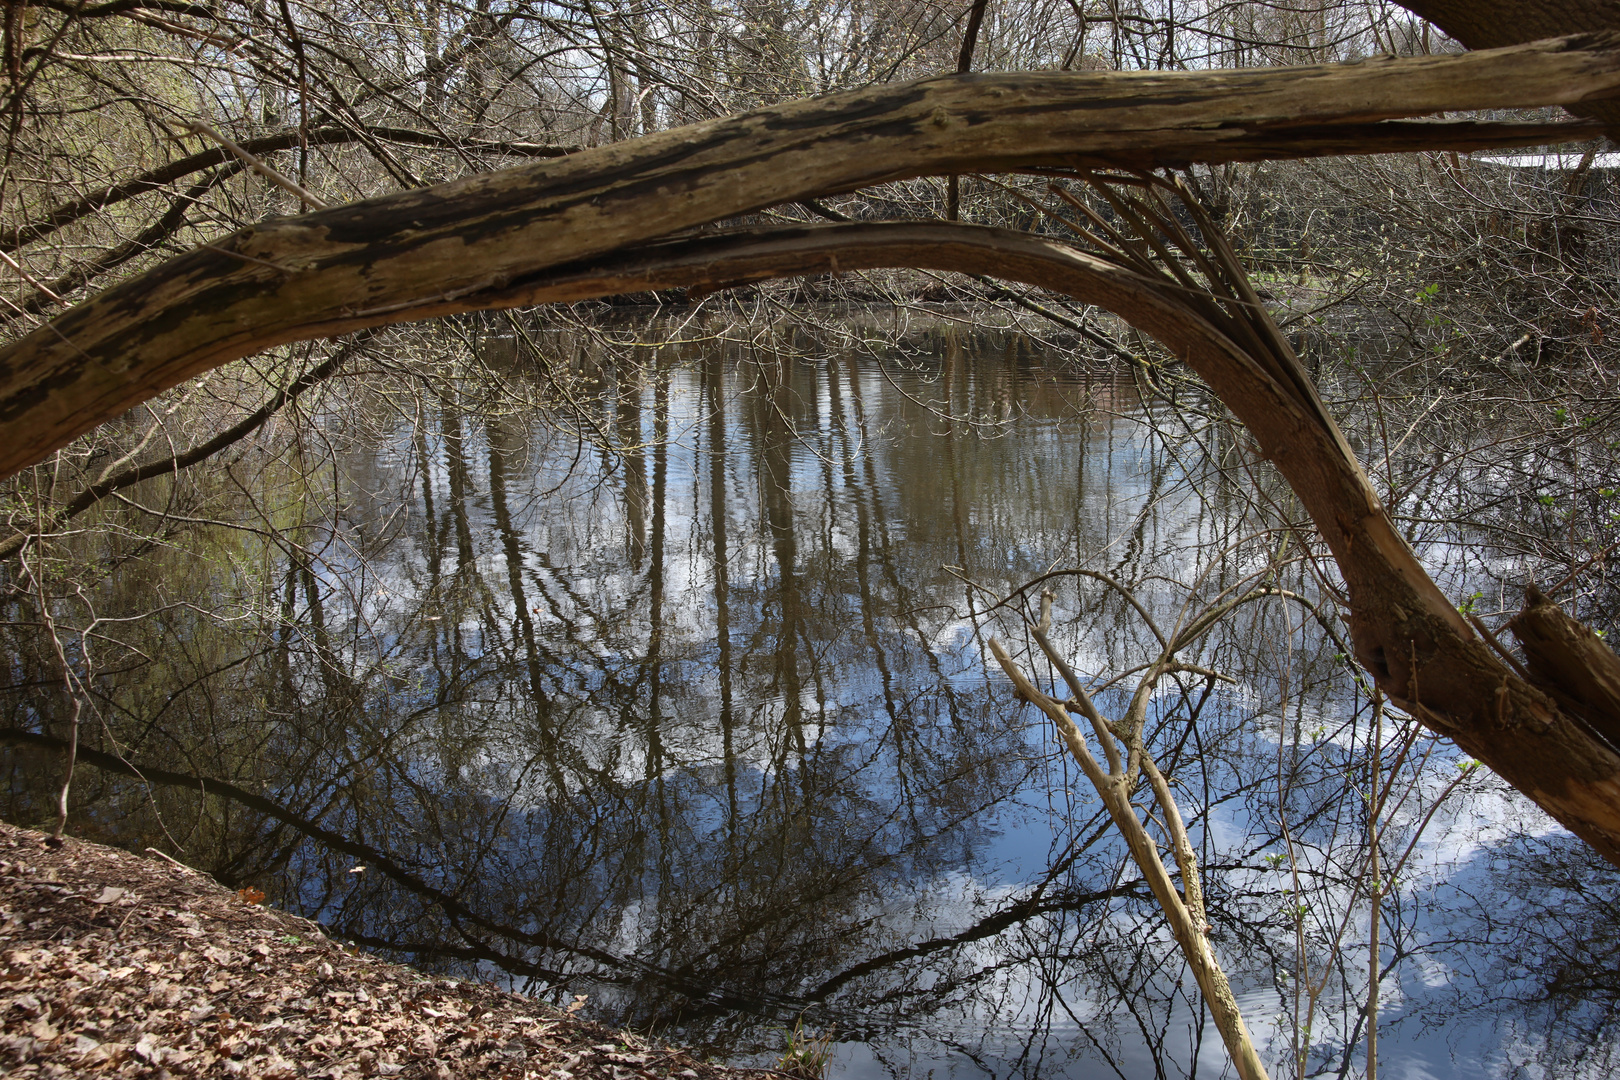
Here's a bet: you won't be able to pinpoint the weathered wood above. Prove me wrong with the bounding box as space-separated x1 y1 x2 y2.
3 35 1620 479
1404 0 1620 49
1397 0 1620 130
2 31 1620 869
1510 584 1620 749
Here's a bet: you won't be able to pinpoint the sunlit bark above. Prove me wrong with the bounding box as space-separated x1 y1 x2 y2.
1 36 1618 478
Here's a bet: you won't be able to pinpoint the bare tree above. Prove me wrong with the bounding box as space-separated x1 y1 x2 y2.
5 2 1620 1074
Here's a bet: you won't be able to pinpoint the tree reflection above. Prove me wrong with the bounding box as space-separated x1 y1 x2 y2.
0 313 1603 1078
1427 832 1620 1079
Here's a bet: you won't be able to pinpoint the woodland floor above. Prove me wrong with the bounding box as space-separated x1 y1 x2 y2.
0 820 784 1079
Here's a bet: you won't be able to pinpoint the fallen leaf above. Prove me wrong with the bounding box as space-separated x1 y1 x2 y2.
134 1035 164 1063
0 819 770 1080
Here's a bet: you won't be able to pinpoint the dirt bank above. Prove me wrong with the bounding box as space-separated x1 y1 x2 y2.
0 821 779 1079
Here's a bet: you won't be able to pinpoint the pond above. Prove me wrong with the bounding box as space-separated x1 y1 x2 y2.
3 311 1614 1079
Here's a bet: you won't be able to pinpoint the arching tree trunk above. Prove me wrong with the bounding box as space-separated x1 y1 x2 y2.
0 35 1616 477
2 36 1620 864
485 220 1620 867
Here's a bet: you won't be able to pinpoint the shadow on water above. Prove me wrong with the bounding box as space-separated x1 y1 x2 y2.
4 311 1618 1079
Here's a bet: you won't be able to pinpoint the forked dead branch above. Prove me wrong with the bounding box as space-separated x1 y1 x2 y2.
987 579 1275 1080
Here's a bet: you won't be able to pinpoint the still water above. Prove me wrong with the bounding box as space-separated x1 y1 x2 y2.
4 315 1612 1079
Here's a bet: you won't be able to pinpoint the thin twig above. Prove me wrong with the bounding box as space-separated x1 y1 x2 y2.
144 847 197 873
0 248 63 304
1467 612 1533 682
188 120 329 210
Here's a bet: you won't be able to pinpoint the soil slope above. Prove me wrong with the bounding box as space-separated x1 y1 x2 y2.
0 821 778 1079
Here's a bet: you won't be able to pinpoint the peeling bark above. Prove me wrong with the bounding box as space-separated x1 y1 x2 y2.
1511 584 1620 750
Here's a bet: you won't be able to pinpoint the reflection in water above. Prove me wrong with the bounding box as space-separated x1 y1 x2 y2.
2 314 1616 1079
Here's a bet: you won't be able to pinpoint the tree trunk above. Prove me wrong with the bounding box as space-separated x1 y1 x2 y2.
3 39 1620 864
0 35 1618 477
1511 584 1620 749
1402 0 1620 50
1397 0 1620 129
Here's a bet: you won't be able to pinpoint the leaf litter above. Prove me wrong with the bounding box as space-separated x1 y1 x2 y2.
0 821 784 1079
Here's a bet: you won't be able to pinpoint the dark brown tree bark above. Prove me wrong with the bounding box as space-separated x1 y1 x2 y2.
1511 585 1620 749
1402 0 1620 48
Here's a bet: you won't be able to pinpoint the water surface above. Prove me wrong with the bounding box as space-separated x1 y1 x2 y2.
3 314 1609 1079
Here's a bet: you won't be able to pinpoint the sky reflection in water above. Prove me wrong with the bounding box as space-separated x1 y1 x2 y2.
7 319 1613 1079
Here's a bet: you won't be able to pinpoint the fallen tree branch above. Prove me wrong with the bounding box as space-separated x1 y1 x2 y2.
0 345 355 560
5 35 1620 477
